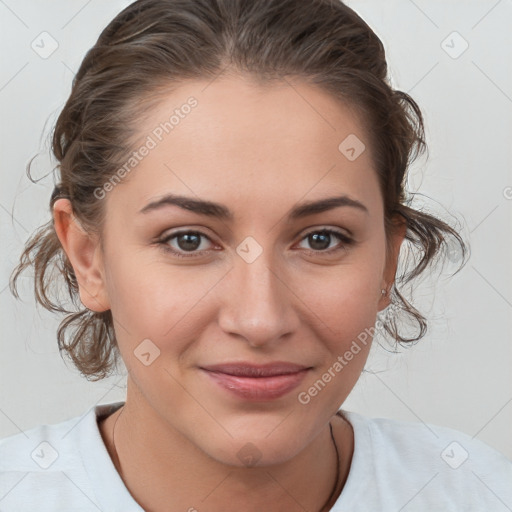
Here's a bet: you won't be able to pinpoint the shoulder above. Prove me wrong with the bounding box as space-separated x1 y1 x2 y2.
348 410 511 462
0 403 122 510
337 410 512 511
0 415 80 472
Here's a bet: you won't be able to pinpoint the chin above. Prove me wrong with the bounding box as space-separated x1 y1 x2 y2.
196 426 307 469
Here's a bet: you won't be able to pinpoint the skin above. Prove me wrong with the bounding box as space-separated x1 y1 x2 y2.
53 74 406 511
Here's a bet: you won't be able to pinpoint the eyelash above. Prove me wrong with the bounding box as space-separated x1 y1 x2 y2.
157 228 355 259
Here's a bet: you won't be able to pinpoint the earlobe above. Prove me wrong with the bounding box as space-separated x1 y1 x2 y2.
379 215 407 310
53 198 110 312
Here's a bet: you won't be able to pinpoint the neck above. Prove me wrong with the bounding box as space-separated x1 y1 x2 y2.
99 395 353 512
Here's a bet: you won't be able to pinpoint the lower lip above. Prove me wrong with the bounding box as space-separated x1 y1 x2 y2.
202 369 310 401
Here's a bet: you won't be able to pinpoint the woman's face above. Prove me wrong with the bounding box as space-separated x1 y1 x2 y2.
72 75 404 466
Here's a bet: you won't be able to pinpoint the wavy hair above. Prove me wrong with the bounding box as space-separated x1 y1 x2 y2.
10 0 469 380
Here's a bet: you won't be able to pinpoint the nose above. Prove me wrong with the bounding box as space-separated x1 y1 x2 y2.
217 251 299 348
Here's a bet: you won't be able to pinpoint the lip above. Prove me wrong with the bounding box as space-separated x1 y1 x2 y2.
200 362 311 401
201 361 310 377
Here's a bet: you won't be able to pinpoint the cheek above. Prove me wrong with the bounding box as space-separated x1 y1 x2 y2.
293 251 383 395
296 278 378 414
299 257 383 338
104 253 219 351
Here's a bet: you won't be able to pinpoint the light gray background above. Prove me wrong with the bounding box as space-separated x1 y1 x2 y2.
1 0 511 459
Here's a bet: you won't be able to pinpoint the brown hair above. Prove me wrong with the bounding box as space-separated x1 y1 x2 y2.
10 0 468 381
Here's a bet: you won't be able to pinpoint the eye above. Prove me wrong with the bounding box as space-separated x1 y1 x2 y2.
158 230 216 259
296 228 354 255
157 227 355 259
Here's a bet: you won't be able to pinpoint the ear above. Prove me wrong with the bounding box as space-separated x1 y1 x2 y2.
53 198 110 312
378 213 407 311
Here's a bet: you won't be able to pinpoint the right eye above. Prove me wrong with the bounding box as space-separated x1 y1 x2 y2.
158 230 217 259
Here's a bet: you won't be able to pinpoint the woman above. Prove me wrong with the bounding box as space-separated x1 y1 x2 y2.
2 0 511 510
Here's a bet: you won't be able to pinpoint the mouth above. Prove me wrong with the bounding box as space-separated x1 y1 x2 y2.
199 362 312 401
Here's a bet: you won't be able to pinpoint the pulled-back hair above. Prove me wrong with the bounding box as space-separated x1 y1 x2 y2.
10 0 468 381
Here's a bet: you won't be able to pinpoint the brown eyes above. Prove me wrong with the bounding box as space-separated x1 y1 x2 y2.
157 227 354 259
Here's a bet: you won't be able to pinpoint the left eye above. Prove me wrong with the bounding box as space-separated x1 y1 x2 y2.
297 229 353 253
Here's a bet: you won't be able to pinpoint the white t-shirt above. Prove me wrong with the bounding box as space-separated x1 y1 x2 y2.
1 401 511 511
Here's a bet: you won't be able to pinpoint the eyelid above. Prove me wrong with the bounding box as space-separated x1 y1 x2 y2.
158 226 217 243
294 227 354 254
156 228 221 260
158 229 217 249
156 224 355 259
299 225 352 239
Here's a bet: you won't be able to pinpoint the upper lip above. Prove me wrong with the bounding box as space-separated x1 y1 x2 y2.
200 362 311 377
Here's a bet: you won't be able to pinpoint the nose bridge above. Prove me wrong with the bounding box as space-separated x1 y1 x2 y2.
242 250 281 305
218 241 297 346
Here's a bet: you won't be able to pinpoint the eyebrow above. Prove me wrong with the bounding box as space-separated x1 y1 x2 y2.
139 193 369 220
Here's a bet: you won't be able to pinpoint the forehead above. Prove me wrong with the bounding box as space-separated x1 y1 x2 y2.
110 75 381 220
